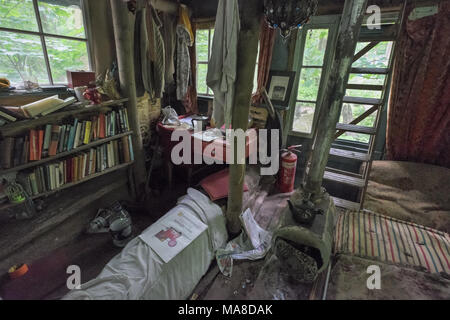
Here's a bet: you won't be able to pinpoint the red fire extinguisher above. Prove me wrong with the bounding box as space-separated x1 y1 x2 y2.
278 145 302 193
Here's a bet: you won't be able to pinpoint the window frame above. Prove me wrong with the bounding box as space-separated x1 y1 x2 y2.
0 0 92 85
286 15 340 139
195 27 214 97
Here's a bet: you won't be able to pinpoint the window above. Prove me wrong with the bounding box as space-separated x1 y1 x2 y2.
196 28 214 96
339 41 393 143
0 0 90 86
195 27 259 97
291 27 332 135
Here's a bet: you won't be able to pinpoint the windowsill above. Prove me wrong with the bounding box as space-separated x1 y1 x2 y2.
197 94 214 100
0 87 69 98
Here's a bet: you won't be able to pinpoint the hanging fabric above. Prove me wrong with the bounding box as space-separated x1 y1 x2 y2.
161 12 177 87
252 18 276 106
206 0 240 129
176 4 194 101
145 4 165 99
386 2 450 168
183 22 199 114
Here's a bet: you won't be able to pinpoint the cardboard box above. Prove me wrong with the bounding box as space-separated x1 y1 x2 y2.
66 71 95 88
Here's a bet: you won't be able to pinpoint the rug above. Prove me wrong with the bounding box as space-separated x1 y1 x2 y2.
334 210 450 275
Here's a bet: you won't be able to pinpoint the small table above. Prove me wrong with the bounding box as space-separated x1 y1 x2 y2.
156 120 257 187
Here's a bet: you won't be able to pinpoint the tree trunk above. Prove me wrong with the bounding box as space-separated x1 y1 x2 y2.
110 0 147 197
304 0 368 195
226 0 263 234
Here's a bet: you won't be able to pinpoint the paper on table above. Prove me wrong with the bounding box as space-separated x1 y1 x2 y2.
139 208 208 263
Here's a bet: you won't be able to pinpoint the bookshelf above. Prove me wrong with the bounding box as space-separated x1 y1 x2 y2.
0 131 133 175
0 98 136 209
29 161 134 200
0 98 128 138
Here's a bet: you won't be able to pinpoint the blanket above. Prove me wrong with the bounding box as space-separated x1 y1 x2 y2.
365 161 450 233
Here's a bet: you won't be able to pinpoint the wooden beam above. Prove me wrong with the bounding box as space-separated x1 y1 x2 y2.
304 0 368 195
110 0 147 198
334 105 379 138
226 0 263 234
352 41 379 62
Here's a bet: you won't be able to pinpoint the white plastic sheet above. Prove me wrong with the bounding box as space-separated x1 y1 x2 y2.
63 188 227 300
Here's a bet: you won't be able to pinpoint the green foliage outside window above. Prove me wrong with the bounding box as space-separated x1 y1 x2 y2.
0 0 89 85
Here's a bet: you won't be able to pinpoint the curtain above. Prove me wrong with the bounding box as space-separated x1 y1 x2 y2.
386 2 450 168
183 22 198 114
251 18 276 106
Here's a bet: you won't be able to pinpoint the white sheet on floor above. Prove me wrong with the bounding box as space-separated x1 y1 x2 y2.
63 188 227 300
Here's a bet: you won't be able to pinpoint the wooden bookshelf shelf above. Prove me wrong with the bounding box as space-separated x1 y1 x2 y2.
0 161 134 212
30 161 134 200
0 131 133 175
0 98 128 138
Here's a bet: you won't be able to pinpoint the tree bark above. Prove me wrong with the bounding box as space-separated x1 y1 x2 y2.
110 0 147 197
226 0 263 234
304 0 368 195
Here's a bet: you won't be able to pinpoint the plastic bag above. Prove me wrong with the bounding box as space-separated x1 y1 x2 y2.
161 106 180 125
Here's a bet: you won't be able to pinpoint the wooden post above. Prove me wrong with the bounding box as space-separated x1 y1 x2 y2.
110 0 147 197
226 0 263 234
304 0 368 195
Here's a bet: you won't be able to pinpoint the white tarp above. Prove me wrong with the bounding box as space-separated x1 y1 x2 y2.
139 209 207 263
63 188 227 300
215 208 272 277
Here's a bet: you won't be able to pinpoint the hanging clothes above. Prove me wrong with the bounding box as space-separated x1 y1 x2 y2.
145 5 165 99
161 12 177 87
206 0 240 128
176 24 193 101
134 7 148 97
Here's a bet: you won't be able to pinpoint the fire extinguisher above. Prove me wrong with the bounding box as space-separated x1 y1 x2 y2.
278 145 302 193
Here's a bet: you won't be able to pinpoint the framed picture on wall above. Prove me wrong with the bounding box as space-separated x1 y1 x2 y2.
266 70 296 108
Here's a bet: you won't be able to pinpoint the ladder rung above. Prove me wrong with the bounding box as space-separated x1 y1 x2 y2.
331 197 360 211
343 96 382 105
323 170 365 188
329 148 370 161
336 123 376 135
350 67 389 75
346 84 384 91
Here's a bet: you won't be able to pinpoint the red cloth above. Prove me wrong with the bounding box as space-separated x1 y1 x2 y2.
252 18 276 106
183 23 198 114
386 2 450 168
200 168 248 201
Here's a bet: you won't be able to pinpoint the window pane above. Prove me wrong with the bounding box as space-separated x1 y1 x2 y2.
348 73 385 85
209 29 214 59
345 89 382 99
38 0 85 38
0 0 38 32
339 104 376 127
45 37 89 83
196 29 209 62
0 31 48 85
197 63 208 95
292 102 315 134
352 41 393 68
297 68 322 101
303 29 328 66
338 132 371 144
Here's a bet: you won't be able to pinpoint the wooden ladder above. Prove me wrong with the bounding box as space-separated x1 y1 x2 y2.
324 13 402 211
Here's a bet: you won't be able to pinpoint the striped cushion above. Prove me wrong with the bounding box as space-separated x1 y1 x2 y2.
334 210 450 275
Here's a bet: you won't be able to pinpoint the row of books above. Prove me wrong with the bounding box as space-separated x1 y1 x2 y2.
0 106 28 127
0 108 131 169
16 136 134 197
